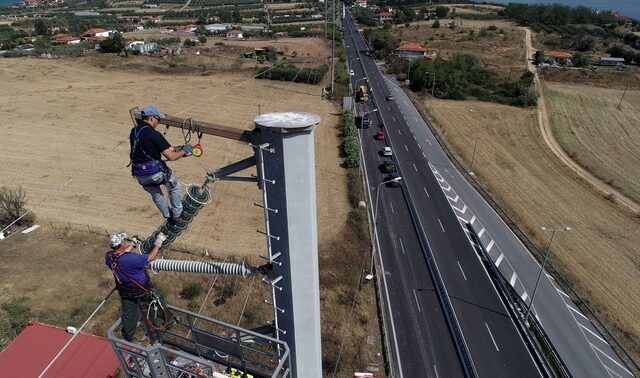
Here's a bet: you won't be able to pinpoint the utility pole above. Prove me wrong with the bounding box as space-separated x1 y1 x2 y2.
330 0 335 94
324 0 327 38
617 82 630 110
254 103 265 115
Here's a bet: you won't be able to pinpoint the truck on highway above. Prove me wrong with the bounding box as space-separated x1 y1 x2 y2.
356 84 369 102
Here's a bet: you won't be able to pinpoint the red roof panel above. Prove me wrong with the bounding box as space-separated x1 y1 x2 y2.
0 321 119 378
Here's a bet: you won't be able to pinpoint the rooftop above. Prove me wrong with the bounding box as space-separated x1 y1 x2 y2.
396 43 429 52
543 50 573 59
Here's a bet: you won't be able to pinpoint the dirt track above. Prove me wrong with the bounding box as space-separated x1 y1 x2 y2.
523 27 640 214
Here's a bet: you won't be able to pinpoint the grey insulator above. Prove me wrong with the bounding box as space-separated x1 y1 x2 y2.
149 259 262 277
140 185 211 254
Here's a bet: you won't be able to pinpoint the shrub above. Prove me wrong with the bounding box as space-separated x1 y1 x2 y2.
487 25 498 31
99 32 125 53
180 282 202 300
0 297 34 349
0 186 34 230
432 20 441 29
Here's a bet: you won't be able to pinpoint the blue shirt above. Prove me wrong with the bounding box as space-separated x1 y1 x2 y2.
105 251 150 288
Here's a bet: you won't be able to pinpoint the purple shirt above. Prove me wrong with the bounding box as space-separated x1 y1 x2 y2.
105 251 150 288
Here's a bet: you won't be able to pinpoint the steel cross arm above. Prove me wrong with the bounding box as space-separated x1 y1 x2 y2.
206 156 257 183
130 108 253 142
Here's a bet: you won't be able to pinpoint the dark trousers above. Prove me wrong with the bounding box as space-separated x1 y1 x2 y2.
118 286 171 342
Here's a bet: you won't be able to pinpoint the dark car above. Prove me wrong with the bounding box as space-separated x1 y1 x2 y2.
385 173 402 187
380 160 396 173
385 94 395 101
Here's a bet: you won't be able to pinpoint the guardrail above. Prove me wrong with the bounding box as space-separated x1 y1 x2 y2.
466 223 571 378
402 89 640 377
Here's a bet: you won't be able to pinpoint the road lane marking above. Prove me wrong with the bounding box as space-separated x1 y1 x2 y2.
433 365 439 378
422 152 426 158
486 240 495 251
426 139 432 145
457 261 468 280
470 215 476 224
404 145 409 151
446 194 459 202
510 272 517 286
485 322 500 351
410 128 414 134
399 238 405 255
495 253 504 267
478 228 486 237
413 289 421 312
521 292 528 302
390 202 394 214
580 323 608 345
442 185 452 192
591 343 634 376
557 289 571 299
423 187 430 198
566 304 589 320
398 129 402 135
413 163 418 172
413 134 417 141
452 204 467 214
438 218 445 232
392 116 396 122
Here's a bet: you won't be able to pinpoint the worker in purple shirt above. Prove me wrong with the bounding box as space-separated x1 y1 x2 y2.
105 231 171 342
130 105 193 222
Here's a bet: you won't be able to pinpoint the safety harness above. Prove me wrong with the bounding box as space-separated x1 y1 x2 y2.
129 124 168 179
107 251 169 331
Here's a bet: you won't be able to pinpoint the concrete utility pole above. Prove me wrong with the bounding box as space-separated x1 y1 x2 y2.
254 112 322 377
330 0 335 94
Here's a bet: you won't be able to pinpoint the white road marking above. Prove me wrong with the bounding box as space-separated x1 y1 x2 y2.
444 168 449 174
485 322 500 351
566 304 589 320
458 216 470 223
422 152 426 158
397 129 401 135
404 145 409 151
590 343 634 376
470 215 476 224
423 187 430 198
521 292 528 302
478 228 486 237
580 323 608 345
392 116 396 122
457 261 468 280
413 163 418 172
486 240 495 252
433 365 439 378
452 204 467 214
495 253 504 267
510 272 517 286
438 218 445 232
390 202 394 214
446 194 459 202
557 289 571 299
442 185 452 192
413 289 421 312
413 134 417 141
410 128 414 134
399 238 405 255
426 139 432 145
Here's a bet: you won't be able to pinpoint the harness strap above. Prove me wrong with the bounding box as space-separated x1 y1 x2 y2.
107 251 149 292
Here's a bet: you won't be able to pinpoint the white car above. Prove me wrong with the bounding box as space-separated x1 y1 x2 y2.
349 69 354 76
381 147 392 156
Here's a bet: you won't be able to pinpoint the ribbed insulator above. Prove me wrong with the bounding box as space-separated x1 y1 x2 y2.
149 259 260 277
140 185 211 254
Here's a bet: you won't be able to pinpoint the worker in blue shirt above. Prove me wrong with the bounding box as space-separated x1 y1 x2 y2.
105 231 171 342
130 105 192 222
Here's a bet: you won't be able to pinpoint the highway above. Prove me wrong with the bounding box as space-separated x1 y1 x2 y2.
343 12 541 378
342 10 634 378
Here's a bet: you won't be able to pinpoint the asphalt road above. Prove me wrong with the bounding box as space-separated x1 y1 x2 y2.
342 11 633 378
343 13 542 378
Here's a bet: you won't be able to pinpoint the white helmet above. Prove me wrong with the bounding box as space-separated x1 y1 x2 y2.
108 232 127 248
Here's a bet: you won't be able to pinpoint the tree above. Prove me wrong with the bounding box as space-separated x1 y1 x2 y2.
432 20 440 29
534 50 543 65
607 45 635 64
572 52 590 67
34 19 47 36
573 35 595 52
435 6 449 19
449 21 456 30
99 32 125 53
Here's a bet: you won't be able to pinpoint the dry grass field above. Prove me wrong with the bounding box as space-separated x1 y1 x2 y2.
426 98 640 362
545 83 640 205
0 53 383 373
392 19 527 78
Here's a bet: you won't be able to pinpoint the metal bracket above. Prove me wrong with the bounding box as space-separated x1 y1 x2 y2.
265 300 285 314
206 156 257 182
254 202 279 213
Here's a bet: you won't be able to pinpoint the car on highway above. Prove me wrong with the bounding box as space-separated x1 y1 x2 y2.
384 173 402 187
349 69 354 76
380 146 392 156
385 94 395 101
380 160 396 173
375 131 385 140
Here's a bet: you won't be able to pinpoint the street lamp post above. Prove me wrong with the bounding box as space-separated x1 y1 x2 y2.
366 176 403 279
525 226 572 320
468 109 480 175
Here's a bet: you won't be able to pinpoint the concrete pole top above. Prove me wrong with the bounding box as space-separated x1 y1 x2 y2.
254 112 321 134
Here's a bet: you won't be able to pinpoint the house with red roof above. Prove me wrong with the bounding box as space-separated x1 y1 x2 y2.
396 43 438 61
0 321 119 377
82 28 111 40
377 12 393 23
543 50 573 65
226 29 243 39
355 0 367 8
51 34 81 45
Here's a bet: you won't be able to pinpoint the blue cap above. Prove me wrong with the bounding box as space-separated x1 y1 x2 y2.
140 105 166 119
